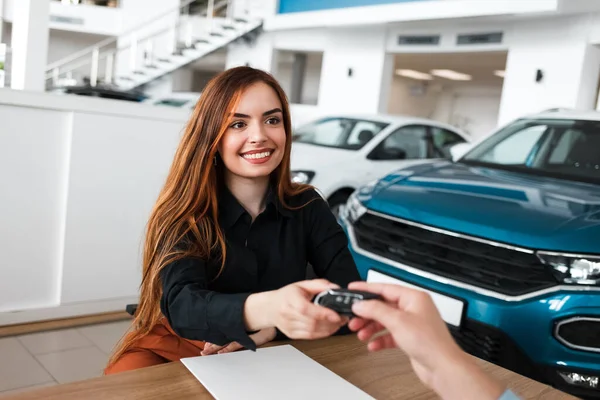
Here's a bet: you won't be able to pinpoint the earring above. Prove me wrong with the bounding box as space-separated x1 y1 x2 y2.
213 156 217 166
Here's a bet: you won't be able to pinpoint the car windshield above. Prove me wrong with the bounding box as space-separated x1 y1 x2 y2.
293 117 388 150
461 118 600 184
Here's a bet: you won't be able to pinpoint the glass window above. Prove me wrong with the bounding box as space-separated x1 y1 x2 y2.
462 119 600 183
548 129 583 163
347 121 382 147
478 125 546 164
379 125 428 160
431 127 467 158
294 118 388 150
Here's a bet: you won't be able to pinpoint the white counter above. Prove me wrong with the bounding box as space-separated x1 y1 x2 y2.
0 89 190 325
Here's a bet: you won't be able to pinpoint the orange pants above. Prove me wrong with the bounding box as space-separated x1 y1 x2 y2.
104 319 205 375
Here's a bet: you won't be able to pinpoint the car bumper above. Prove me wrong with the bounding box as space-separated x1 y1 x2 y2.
341 220 600 398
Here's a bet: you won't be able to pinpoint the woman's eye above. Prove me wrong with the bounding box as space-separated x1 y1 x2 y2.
230 121 246 129
266 117 281 125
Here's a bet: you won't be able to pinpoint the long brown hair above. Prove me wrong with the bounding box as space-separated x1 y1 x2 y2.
107 67 311 367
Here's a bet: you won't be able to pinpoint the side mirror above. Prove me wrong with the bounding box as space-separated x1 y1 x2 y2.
449 142 473 161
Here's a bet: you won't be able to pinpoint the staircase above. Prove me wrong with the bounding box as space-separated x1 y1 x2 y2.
44 0 262 93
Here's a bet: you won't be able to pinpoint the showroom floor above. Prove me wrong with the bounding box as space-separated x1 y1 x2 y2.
0 320 132 396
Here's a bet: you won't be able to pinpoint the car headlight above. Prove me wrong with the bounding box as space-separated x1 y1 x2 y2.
343 191 367 224
291 170 315 184
538 252 600 285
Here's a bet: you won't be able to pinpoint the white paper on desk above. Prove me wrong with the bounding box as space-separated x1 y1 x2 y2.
181 344 375 400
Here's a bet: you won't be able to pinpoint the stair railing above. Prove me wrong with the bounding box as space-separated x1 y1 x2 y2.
45 0 246 89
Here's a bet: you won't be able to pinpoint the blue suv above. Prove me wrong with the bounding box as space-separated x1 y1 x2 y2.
339 111 600 399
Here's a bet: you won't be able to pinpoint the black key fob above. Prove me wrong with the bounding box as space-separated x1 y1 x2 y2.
313 289 382 317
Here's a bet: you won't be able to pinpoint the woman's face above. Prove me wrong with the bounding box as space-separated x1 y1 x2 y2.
218 82 286 180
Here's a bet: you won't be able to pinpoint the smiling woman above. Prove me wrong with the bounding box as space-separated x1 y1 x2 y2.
104 66 361 374
219 91 286 181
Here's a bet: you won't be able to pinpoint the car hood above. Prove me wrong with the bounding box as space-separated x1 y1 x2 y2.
366 162 600 253
290 142 357 170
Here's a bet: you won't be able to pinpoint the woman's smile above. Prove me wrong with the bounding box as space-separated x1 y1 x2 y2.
240 148 275 164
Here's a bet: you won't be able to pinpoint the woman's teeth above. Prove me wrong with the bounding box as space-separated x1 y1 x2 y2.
242 151 272 160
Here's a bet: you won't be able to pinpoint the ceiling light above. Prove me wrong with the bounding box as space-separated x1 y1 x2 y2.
395 69 433 81
430 69 472 81
494 70 505 78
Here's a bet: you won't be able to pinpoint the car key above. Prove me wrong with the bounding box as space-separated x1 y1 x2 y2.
313 288 382 317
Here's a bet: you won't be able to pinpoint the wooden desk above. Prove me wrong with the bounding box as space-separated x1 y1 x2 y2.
6 335 575 400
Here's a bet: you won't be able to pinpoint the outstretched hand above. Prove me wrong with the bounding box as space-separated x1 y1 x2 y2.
270 279 349 340
348 282 506 400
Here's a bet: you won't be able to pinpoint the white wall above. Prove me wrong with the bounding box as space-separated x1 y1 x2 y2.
0 104 70 312
318 26 391 114
114 0 180 32
388 77 502 137
2 0 13 23
383 13 600 125
0 89 188 323
385 19 509 55
273 28 328 53
60 112 182 304
226 30 275 72
289 103 325 127
0 0 4 43
4 1 121 36
235 0 278 19
231 8 600 129
260 26 391 114
498 16 600 125
10 0 50 92
275 51 322 105
48 1 121 36
576 43 600 111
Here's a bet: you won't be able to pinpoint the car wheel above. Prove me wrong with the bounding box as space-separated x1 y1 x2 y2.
328 192 351 217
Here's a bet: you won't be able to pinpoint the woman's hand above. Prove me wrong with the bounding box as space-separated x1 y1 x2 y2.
269 279 348 340
201 327 277 356
244 279 348 340
347 282 506 400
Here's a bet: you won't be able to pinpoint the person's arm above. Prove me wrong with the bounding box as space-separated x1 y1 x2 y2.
304 190 361 287
429 350 509 400
273 190 360 341
160 257 257 350
163 257 345 347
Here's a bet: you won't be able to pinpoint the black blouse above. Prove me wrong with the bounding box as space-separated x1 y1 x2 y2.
159 186 361 351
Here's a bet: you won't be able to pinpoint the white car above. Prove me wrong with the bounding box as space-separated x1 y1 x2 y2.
290 114 470 213
142 91 201 109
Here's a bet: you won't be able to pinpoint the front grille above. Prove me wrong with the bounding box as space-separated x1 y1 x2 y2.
353 213 558 296
450 319 540 382
452 321 503 362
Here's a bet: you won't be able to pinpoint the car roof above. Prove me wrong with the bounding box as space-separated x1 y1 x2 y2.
525 109 600 122
312 113 465 132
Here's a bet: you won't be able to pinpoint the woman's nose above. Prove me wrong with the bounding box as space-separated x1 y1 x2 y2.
248 125 267 143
